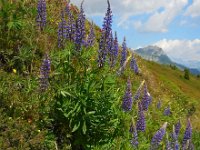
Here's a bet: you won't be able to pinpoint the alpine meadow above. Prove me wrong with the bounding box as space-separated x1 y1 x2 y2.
0 0 200 150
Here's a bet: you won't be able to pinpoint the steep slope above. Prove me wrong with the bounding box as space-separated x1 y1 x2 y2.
136 55 200 129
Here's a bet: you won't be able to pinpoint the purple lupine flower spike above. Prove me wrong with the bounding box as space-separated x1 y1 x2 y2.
130 123 139 148
175 120 181 137
98 0 112 68
182 119 192 148
171 125 179 149
65 1 70 16
120 37 127 67
58 10 67 48
136 102 146 132
36 0 47 31
86 22 95 47
166 140 172 150
150 122 168 149
114 31 119 58
66 1 76 42
102 0 112 38
40 53 51 91
130 53 139 74
75 1 86 51
107 32 116 67
164 106 171 116
157 99 161 109
141 83 151 111
122 78 133 111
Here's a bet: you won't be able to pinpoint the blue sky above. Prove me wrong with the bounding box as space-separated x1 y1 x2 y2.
71 0 200 67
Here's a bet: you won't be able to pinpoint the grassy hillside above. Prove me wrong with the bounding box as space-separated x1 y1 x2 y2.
0 0 200 149
136 57 200 129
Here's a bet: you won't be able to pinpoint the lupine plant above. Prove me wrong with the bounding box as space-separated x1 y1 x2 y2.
182 119 192 148
150 122 167 149
58 10 67 48
39 53 50 91
141 83 152 111
136 102 146 132
74 1 86 51
36 0 47 31
66 2 76 41
122 77 133 112
164 106 171 116
86 22 95 47
130 53 139 74
98 0 112 67
120 37 127 67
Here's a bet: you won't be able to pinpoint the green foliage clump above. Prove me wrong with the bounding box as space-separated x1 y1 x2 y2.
184 68 190 80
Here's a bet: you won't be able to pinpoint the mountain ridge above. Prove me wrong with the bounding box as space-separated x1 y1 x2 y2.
134 45 200 75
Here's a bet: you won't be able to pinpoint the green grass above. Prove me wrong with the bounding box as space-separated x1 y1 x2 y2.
1 0 200 149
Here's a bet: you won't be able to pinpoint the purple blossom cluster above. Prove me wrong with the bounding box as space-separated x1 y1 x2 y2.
58 10 67 48
141 83 152 111
120 37 127 67
130 53 139 74
36 0 47 31
86 23 95 47
150 122 167 149
182 119 192 148
136 102 146 132
130 123 138 148
74 1 86 51
66 2 76 42
40 53 51 91
122 78 133 112
157 99 161 109
164 106 171 116
98 0 112 68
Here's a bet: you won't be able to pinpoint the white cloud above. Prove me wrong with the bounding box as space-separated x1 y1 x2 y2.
185 0 200 18
154 39 200 63
71 0 188 32
134 0 188 32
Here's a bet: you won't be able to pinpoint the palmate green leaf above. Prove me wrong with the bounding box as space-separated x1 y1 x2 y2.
72 122 80 132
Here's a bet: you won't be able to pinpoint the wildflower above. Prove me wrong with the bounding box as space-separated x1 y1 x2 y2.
157 99 161 109
150 122 167 149
175 120 181 137
86 22 95 47
136 102 146 131
107 32 115 67
166 139 172 150
122 78 133 111
12 69 17 74
182 119 192 148
40 53 51 91
141 83 151 111
113 31 119 59
36 0 47 31
58 10 67 48
66 2 76 41
130 123 139 148
164 106 171 116
130 53 139 74
98 0 112 68
120 37 127 67
98 31 106 68
75 1 86 51
102 0 112 38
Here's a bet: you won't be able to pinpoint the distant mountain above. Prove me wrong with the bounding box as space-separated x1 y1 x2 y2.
134 46 200 75
134 46 173 64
